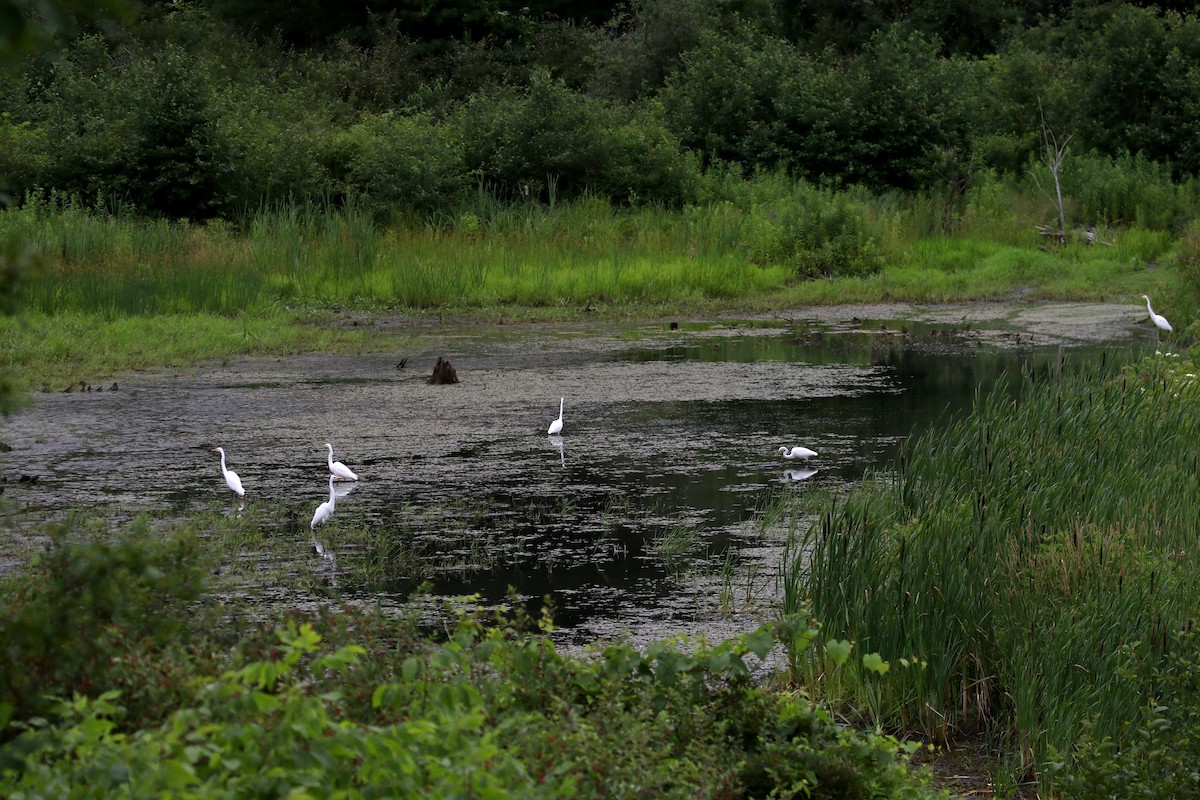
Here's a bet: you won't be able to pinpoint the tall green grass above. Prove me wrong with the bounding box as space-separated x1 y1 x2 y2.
2 192 793 314
785 355 1200 789
4 178 1193 319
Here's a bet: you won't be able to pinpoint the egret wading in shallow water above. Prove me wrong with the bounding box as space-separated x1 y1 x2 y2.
212 447 245 497
779 445 818 460
1142 295 1173 337
311 474 336 530
548 397 564 435
326 442 358 481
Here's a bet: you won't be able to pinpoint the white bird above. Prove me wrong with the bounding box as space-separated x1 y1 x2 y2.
779 445 818 460
325 442 358 481
1143 295 1173 335
547 397 564 435
212 447 245 497
311 474 336 530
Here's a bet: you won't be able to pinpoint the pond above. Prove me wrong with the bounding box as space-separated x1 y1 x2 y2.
0 301 1152 647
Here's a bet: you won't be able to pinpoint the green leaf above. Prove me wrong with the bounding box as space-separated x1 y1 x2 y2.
825 638 853 667
744 627 776 660
862 652 891 675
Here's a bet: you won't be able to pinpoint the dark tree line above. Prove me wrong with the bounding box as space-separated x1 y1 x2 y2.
1 0 1198 221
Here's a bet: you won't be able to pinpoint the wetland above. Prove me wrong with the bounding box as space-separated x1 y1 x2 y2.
0 300 1154 648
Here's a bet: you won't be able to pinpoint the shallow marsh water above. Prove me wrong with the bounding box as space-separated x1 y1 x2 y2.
1 302 1153 647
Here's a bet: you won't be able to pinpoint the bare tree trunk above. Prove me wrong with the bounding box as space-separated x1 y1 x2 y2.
1031 105 1072 245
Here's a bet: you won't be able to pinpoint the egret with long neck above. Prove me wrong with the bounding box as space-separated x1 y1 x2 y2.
1143 295 1173 337
311 474 337 530
547 397 564 435
212 447 245 497
326 442 358 481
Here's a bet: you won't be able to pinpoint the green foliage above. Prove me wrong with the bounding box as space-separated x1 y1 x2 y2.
748 185 889 278
0 520 209 733
460 70 697 205
32 38 232 218
790 359 1200 787
1047 631 1200 800
339 112 470 219
0 570 943 799
1071 5 1200 177
1061 151 1189 230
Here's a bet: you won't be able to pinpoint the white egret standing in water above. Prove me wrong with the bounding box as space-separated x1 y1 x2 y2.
311 475 336 530
325 442 359 481
1142 295 1173 336
212 447 245 497
547 397 564 435
778 445 818 460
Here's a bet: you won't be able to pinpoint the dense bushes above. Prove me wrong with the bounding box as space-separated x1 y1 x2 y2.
3 3 1200 223
0 518 942 799
0 520 209 732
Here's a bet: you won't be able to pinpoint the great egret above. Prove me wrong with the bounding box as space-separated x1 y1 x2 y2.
547 397 564 435
1142 295 1173 335
212 447 245 497
779 445 818 460
311 474 336 530
325 442 359 481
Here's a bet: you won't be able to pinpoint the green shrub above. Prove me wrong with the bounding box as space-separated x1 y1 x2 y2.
1062 151 1189 230
459 70 695 206
1047 632 1200 800
750 186 887 278
0 579 943 798
0 520 209 733
338 111 470 219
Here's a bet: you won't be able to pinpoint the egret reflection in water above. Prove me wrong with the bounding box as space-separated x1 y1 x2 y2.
783 467 818 482
312 538 338 588
549 434 564 467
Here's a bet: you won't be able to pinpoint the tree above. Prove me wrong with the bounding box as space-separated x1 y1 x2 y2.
0 0 131 413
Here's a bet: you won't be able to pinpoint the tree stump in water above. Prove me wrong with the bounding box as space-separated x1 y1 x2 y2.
426 356 459 385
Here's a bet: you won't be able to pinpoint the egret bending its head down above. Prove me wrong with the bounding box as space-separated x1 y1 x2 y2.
212 447 245 497
547 397 564 435
326 442 359 481
311 474 336 530
1142 295 1173 334
779 445 818 460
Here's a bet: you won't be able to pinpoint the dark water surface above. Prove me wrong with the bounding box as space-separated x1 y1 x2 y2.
1 305 1150 646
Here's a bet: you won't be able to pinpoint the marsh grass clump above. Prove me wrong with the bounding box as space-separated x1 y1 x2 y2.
652 521 702 568
788 355 1200 789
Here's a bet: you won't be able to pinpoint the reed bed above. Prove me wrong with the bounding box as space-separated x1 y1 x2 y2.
786 355 1200 787
4 183 1184 318
2 195 792 315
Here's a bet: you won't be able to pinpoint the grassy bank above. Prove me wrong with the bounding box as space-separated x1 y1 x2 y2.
1 179 1195 391
0 310 381 391
784 354 1200 795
